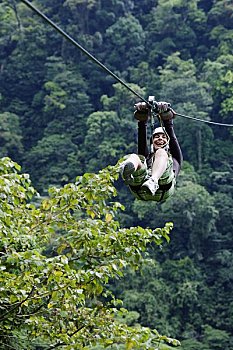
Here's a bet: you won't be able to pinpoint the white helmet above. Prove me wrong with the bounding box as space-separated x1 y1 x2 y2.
153 127 167 136
151 127 169 151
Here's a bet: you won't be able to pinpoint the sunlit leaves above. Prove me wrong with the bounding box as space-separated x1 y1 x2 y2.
0 157 179 348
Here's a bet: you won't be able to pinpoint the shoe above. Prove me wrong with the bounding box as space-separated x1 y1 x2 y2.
141 178 159 196
120 161 136 184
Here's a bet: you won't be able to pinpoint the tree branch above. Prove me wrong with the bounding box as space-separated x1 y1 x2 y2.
0 286 35 321
47 325 85 350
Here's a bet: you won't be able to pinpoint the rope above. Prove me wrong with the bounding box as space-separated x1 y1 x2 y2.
21 0 233 128
157 115 170 143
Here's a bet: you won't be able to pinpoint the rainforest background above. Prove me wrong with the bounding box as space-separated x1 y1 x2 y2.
0 0 232 349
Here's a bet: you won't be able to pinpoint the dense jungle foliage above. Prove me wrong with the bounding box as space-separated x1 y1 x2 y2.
0 0 232 349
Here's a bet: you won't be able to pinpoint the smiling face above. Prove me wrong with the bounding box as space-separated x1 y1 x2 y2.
153 132 168 150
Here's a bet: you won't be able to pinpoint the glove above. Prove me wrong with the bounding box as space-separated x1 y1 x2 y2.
134 102 149 122
134 102 149 112
156 101 175 120
159 110 175 120
156 101 171 113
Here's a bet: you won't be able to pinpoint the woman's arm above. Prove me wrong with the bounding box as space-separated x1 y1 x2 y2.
164 119 183 172
137 121 149 157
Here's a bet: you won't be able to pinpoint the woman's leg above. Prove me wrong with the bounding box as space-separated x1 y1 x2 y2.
120 154 143 184
151 148 168 182
141 149 168 195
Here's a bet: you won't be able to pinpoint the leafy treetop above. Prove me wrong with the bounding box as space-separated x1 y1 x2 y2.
0 157 179 349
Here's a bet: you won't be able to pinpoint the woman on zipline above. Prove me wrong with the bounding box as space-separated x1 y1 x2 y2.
120 101 183 202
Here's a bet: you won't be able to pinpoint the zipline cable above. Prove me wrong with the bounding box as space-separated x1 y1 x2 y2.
175 113 233 127
20 0 149 106
21 0 233 128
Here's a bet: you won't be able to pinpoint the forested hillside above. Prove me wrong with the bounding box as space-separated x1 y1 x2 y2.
0 0 232 349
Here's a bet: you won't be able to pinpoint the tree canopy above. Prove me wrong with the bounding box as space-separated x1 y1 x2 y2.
0 157 179 349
